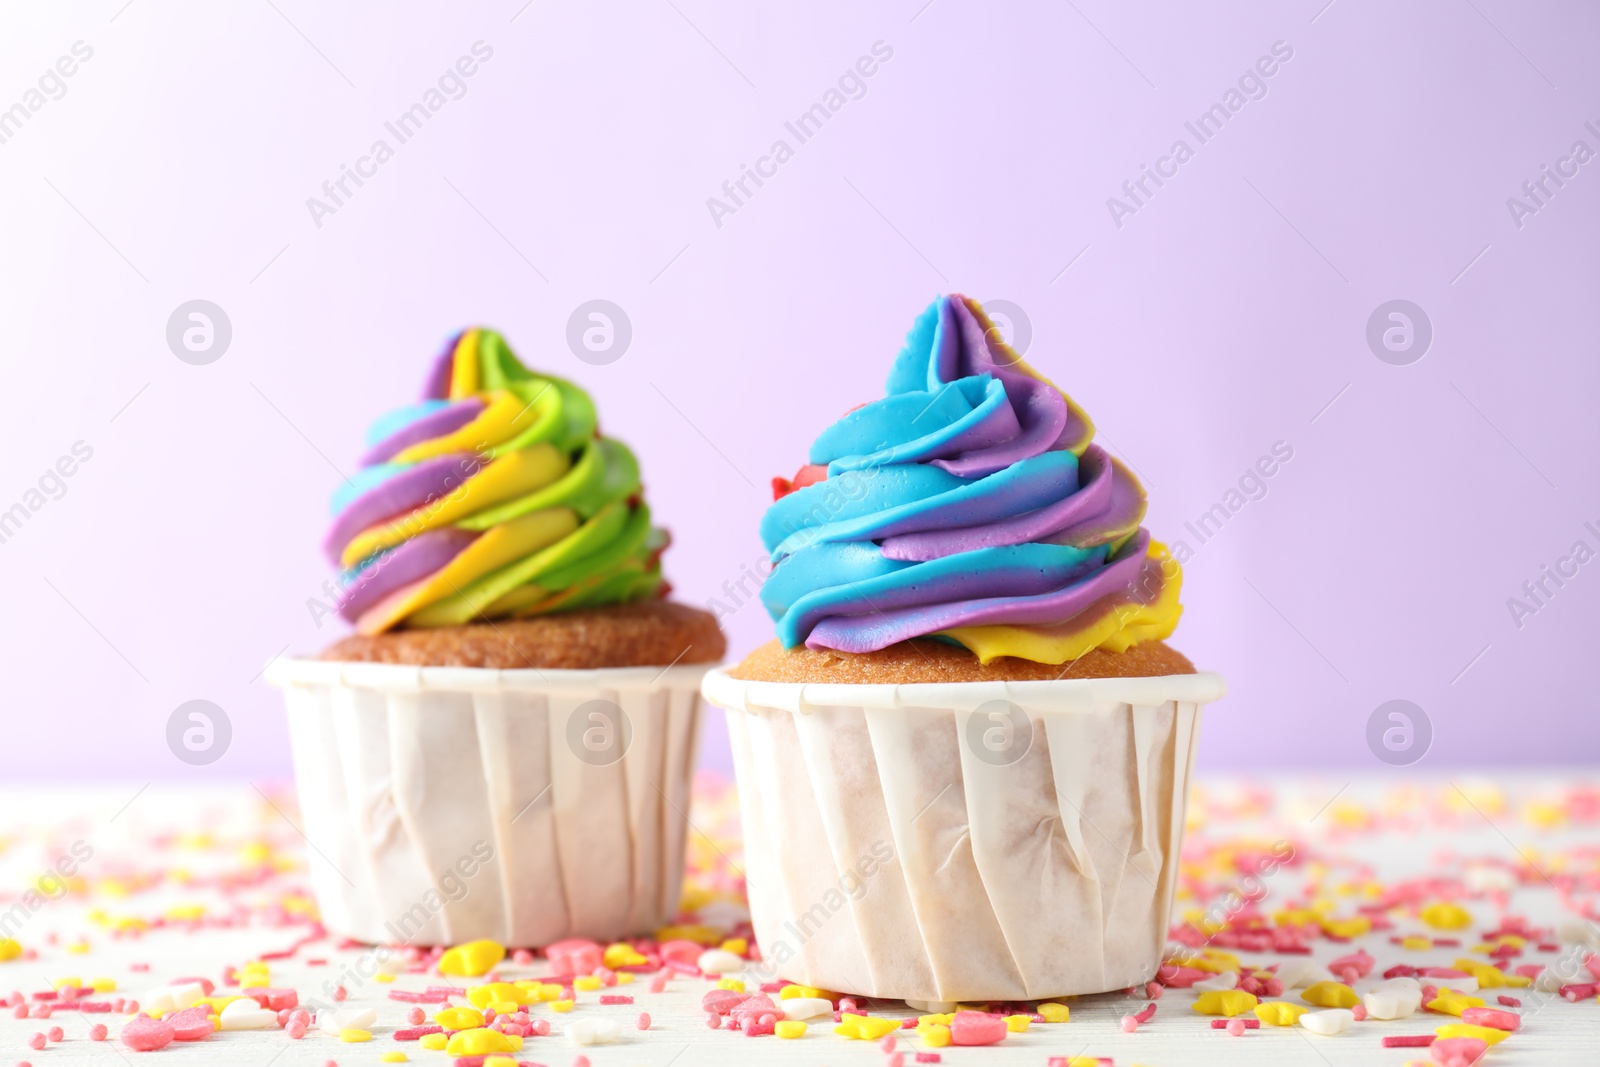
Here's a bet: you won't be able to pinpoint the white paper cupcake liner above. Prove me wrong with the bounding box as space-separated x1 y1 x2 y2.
702 668 1226 1003
266 658 710 947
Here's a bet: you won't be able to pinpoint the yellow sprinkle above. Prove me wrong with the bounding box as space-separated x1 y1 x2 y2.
1037 1001 1070 1023
922 1023 952 1048
1004 1014 1030 1032
534 983 564 1002
1453 960 1508 988
717 977 746 992
1301 982 1360 1009
781 984 832 1001
338 1028 372 1042
1504 975 1532 988
380 1053 408 1063
1401 936 1432 951
1318 917 1372 939
616 972 634 985
444 1028 516 1056
89 977 117 993
834 1015 900 1040
1420 902 1473 931
468 983 524 1009
65 942 91 955
51 977 83 990
551 999 574 1013
720 937 749 955
0 940 22 962
488 1000 518 1015
436 1007 485 1030
375 973 396 983
419 1032 448 1051
775 1020 807 1039
602 943 649 969
483 1058 518 1067
1193 990 1258 1017
1436 1022 1510 1046
438 939 507 978
572 976 603 992
1254 1001 1309 1026
1426 989 1485 1017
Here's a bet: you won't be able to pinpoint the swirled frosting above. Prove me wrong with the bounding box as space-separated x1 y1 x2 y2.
760 295 1182 664
327 328 667 633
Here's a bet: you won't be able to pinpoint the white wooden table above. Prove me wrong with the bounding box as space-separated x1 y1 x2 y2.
0 774 1596 1065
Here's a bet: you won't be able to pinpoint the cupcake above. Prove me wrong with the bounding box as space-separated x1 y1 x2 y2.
267 327 724 949
702 295 1224 1004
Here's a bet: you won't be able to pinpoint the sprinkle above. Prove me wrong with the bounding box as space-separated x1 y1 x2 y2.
775 1019 806 1039
1382 1035 1436 1047
636 1011 650 1030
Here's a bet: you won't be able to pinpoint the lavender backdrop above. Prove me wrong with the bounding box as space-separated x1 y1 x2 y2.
2 0 1596 782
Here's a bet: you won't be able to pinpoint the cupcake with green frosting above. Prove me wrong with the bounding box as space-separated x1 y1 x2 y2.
269 327 722 948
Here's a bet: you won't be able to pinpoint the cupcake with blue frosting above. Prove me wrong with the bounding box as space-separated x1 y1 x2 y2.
703 296 1224 1004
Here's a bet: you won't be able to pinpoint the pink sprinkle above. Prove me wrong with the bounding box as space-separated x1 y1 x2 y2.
512 949 534 966
406 1006 425 1025
130 963 149 973
26 1036 44 1051
1498 996 1521 1007
1134 1003 1158 1024
636 1012 650 1030
1351 1004 1367 1022
286 1020 307 1040
323 1061 338 1067
31 1007 50 1020
8 1007 23 1021
1145 981 1163 1000
880 1034 898 1051
916 1056 942 1064
572 1057 591 1067
89 1024 107 1041
704 1011 721 1029
840 997 859 1014
1227 1018 1247 1036
1382 1035 1436 1048
530 1019 551 1037
332 986 348 1002
124 1000 139 1015
599 995 632 1005
886 1054 904 1067
1120 1014 1139 1033
43 1029 60 1043
1211 1019 1259 1029
1461 1007 1520 1032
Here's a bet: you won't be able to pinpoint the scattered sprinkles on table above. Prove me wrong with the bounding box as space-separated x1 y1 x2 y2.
1 776 1598 1065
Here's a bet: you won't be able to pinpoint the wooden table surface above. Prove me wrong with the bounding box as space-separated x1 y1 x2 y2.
0 773 1596 1065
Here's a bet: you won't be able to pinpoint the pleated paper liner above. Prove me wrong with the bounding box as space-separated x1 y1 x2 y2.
266 658 710 947
703 669 1226 1003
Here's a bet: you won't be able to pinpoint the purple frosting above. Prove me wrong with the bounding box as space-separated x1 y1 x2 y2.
323 452 482 564
336 527 480 620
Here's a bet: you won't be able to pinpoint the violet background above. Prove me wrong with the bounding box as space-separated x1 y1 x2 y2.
1 0 1597 782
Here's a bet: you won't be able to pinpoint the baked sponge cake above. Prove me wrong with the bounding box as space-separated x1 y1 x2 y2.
702 295 1224 1004
269 328 722 949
